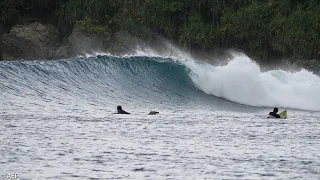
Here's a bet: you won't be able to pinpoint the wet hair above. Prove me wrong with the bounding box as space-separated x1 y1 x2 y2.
117 106 122 110
273 108 278 113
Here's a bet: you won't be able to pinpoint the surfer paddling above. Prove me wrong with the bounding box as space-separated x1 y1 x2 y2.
267 108 287 119
148 111 159 115
115 106 130 114
268 108 280 118
114 106 159 115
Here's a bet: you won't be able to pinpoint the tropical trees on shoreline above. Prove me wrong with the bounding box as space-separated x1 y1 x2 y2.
1 0 319 62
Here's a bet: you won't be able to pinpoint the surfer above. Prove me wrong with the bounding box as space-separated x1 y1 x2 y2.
148 111 159 115
116 106 130 114
268 108 280 118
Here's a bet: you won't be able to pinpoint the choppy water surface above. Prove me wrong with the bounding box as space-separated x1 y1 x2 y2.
1 54 320 179
1 111 320 179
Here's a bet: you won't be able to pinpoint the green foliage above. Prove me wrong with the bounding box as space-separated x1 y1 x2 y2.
0 0 20 27
222 1 273 58
179 12 213 48
2 0 320 63
57 0 117 34
75 17 110 38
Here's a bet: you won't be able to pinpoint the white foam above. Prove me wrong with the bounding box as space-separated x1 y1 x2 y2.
188 54 320 111
84 52 110 58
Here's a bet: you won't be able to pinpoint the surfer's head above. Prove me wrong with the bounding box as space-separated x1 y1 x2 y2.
273 108 278 113
117 106 122 111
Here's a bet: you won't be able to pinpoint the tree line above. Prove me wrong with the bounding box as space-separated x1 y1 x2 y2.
1 0 320 63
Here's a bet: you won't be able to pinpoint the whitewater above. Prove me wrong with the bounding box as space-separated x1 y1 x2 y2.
1 49 320 179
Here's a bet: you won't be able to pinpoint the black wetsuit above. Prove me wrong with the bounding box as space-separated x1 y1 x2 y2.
116 106 130 114
118 109 130 114
269 112 280 118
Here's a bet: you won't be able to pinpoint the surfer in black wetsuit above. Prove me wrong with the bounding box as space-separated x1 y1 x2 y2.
269 108 280 118
148 111 159 115
116 106 130 114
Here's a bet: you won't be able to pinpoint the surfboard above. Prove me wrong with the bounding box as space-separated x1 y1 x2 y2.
279 110 287 119
267 110 287 119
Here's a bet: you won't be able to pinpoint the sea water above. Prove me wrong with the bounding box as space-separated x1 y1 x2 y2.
1 51 320 179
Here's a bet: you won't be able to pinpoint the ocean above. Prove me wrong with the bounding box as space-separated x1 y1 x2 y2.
1 50 320 179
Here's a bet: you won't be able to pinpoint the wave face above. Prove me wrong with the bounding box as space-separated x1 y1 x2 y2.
1 53 320 116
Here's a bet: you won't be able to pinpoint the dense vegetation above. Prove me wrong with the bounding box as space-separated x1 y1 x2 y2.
1 0 320 64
